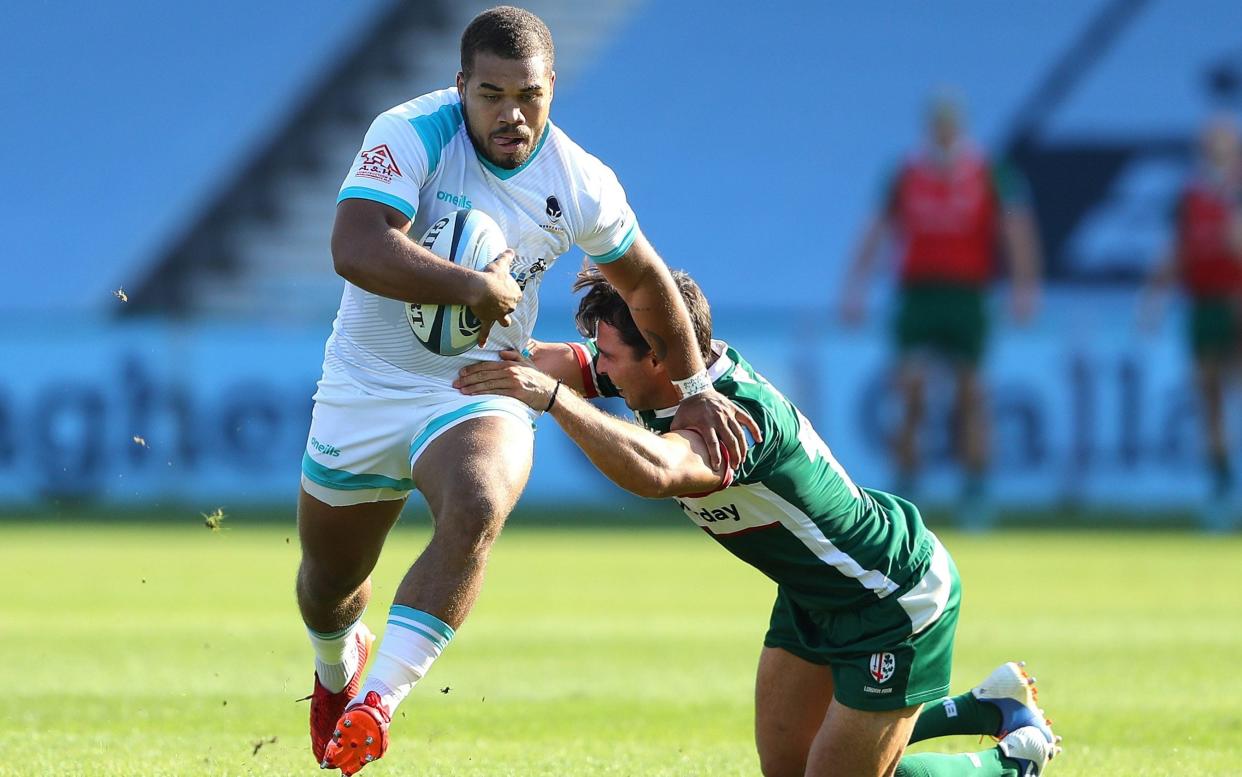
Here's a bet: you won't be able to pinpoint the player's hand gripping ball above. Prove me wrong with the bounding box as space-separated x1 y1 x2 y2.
407 208 509 355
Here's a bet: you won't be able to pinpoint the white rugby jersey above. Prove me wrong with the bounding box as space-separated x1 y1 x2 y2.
324 87 637 390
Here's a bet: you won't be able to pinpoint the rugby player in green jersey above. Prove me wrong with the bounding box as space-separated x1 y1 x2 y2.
456 268 1060 777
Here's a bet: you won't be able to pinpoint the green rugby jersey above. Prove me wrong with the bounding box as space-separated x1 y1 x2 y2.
586 340 938 616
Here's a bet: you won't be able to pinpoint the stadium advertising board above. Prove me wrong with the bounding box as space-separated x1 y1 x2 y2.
0 309 1224 512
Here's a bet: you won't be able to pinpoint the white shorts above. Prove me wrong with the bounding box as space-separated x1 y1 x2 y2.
301 366 537 507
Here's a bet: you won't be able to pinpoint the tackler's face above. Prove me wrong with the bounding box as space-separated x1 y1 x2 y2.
592 323 665 412
458 51 555 170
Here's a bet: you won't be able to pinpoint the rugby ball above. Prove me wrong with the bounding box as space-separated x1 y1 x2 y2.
407 208 508 356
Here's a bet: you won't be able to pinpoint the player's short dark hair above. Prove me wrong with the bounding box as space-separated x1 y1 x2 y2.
573 265 713 363
460 6 555 78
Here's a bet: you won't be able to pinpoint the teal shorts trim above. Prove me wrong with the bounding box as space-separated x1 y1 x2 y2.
301 366 536 507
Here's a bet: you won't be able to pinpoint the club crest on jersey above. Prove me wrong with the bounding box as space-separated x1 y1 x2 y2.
540 194 567 236
545 195 562 220
356 144 402 184
869 652 896 684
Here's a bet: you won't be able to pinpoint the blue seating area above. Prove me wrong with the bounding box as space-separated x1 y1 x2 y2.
5 0 1240 316
0 0 389 316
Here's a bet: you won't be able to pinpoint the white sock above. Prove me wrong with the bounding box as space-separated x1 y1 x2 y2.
307 619 362 694
353 605 455 714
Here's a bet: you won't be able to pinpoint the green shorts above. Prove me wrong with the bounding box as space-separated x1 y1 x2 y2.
1189 298 1241 359
894 283 988 365
763 543 961 712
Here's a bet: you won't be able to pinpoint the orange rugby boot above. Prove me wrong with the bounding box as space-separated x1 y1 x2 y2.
310 623 375 762
320 690 391 775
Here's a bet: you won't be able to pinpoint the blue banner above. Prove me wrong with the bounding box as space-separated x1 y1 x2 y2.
0 301 1224 510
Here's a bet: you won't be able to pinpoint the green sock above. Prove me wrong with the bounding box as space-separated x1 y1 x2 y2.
895 747 1021 777
909 692 1002 743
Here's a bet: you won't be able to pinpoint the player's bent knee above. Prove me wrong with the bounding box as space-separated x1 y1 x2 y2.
756 722 812 777
297 529 383 590
297 558 370 603
414 416 532 549
433 513 505 553
430 489 513 550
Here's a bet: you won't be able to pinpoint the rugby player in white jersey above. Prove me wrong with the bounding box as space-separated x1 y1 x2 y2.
299 7 758 774
457 268 1061 777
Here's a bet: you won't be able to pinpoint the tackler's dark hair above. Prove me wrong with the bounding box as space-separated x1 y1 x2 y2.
572 265 713 363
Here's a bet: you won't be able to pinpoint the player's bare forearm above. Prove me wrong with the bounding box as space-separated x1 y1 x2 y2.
331 199 489 306
454 354 720 498
839 215 890 322
595 231 704 380
1139 249 1181 331
1002 209 1043 322
592 230 760 466
848 215 890 281
1002 209 1042 286
526 341 589 394
1146 248 1180 290
548 387 720 499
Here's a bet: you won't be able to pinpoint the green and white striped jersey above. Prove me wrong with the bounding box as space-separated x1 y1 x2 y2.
588 340 937 614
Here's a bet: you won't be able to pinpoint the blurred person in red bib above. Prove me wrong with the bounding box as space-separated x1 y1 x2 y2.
839 90 1042 528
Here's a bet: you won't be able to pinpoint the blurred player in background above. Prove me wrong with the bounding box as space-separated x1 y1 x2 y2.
297 7 757 774
1142 114 1242 530
839 91 1041 528
458 268 1060 777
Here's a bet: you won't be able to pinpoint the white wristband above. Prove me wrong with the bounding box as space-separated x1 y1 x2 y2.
672 370 712 401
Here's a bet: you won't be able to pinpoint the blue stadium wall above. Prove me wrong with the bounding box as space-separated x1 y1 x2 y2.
0 310 1224 510
2 1 1239 511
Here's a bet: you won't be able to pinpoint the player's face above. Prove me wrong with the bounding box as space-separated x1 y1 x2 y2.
457 52 555 170
593 323 667 410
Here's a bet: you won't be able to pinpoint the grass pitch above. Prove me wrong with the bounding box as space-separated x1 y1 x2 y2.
1 514 1239 776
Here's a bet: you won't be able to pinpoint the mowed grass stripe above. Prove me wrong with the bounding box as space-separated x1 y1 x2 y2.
1 521 1238 776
